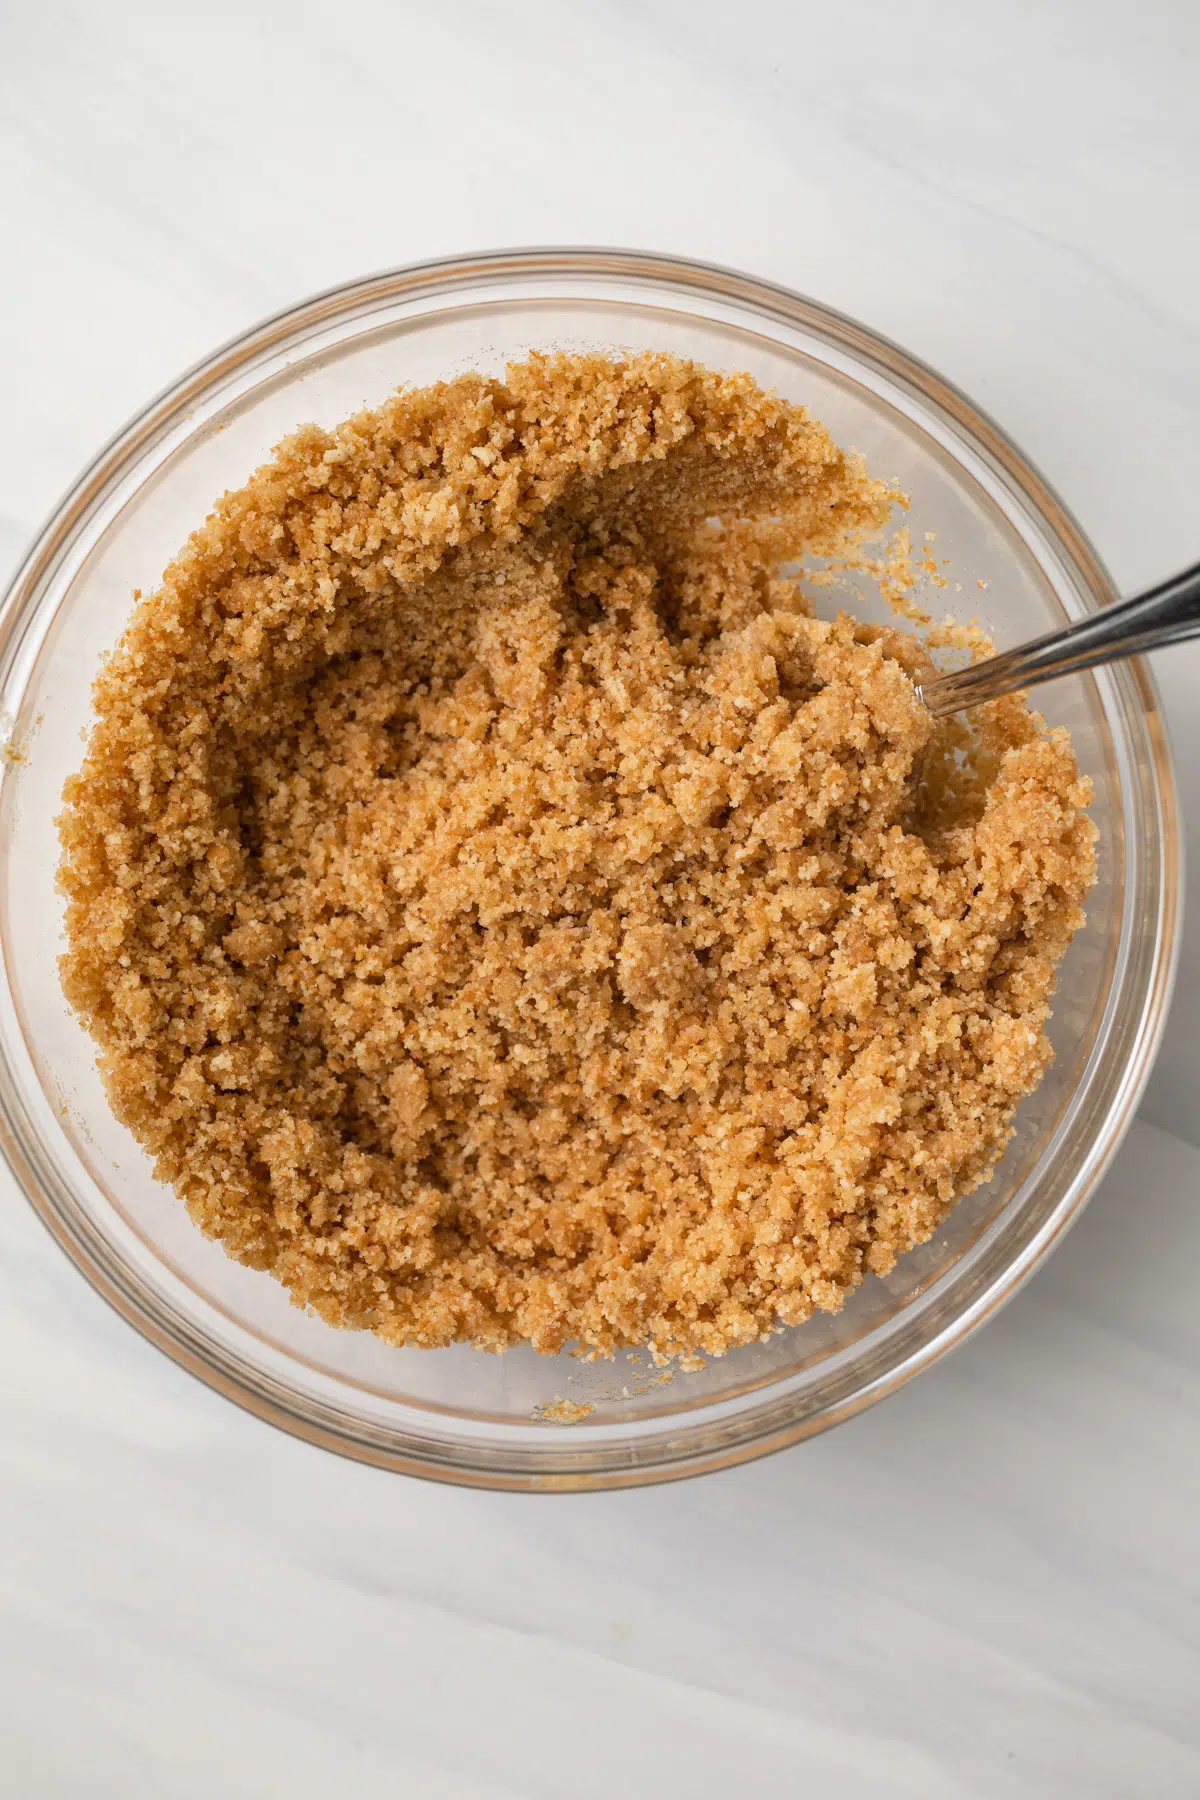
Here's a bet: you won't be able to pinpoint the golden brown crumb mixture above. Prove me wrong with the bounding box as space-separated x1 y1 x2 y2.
58 353 1096 1357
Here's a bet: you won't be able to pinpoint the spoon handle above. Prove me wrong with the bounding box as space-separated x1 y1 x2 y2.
917 562 1200 719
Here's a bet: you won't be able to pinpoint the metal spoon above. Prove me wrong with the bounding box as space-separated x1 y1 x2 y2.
915 562 1200 719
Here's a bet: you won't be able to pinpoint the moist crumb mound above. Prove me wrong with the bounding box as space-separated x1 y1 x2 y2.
57 352 1096 1359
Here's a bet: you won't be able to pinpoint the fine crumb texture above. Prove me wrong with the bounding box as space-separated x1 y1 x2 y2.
58 352 1096 1359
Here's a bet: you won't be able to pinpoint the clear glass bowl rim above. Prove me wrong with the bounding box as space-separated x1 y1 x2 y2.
0 246 1182 1491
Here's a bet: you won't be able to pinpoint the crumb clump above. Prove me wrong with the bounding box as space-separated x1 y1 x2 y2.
533 1396 596 1424
58 352 1096 1359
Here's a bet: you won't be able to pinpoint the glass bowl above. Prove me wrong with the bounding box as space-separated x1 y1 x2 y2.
0 249 1180 1491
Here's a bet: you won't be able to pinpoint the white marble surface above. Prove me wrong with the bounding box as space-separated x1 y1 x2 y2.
2 3 1198 1794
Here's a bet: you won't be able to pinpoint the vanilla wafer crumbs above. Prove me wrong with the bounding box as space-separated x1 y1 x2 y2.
58 353 1095 1357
